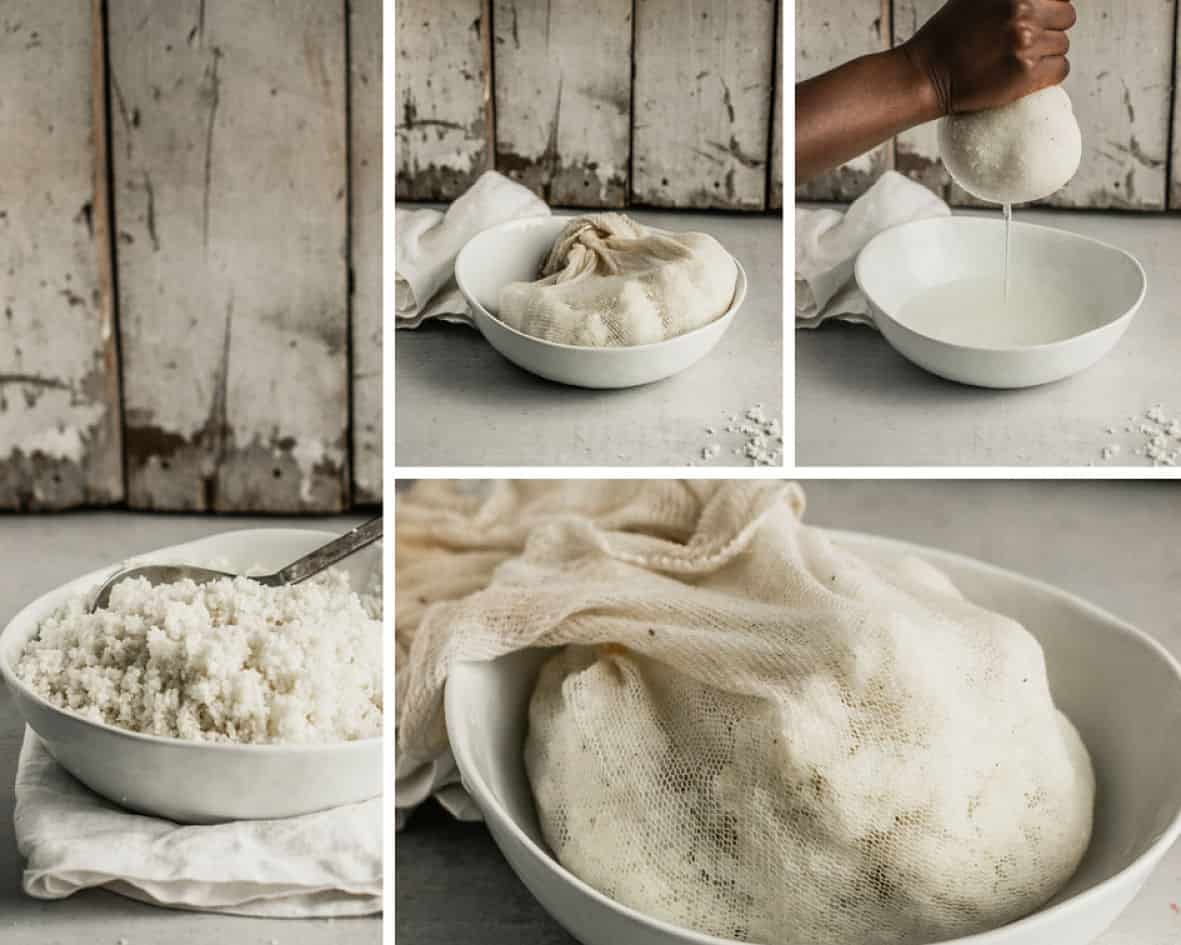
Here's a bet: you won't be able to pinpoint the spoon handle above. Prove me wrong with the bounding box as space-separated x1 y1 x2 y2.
272 516 383 586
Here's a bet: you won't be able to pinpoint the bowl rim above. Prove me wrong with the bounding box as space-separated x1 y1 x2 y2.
446 526 1181 945
0 526 383 756
454 213 748 355
854 215 1148 355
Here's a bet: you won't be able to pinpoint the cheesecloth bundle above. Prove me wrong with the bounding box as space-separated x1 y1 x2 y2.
938 85 1082 205
396 480 1094 945
496 214 738 347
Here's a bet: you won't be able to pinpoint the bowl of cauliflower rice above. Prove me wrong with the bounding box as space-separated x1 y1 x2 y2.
0 528 383 824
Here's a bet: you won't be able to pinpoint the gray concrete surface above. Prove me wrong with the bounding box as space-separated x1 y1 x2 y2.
797 208 1181 467
395 209 783 467
0 513 380 945
396 479 1181 945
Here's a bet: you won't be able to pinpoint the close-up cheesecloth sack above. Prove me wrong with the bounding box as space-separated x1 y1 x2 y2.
396 480 1094 945
496 213 739 347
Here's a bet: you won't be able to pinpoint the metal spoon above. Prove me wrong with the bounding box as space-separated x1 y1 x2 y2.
88 517 383 613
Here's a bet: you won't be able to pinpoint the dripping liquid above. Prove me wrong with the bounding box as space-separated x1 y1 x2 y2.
1002 202 1013 302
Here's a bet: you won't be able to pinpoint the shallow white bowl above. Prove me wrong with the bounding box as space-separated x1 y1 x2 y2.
446 529 1181 945
0 528 383 825
855 217 1146 388
454 214 747 389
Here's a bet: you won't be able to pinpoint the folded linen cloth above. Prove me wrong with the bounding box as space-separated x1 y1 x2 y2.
796 170 949 328
394 479 798 828
396 170 550 328
15 731 382 917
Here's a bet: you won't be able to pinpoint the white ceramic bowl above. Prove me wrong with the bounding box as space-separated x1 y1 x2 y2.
446 529 1181 945
855 217 1146 388
454 214 747 389
0 528 383 824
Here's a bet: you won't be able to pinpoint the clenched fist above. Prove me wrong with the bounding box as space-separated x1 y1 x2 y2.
902 0 1076 116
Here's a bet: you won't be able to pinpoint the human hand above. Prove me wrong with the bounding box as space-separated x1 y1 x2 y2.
902 0 1076 116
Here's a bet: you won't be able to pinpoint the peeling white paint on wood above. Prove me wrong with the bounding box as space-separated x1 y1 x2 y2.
632 0 776 210
109 0 349 513
351 0 382 504
492 0 631 208
1050 0 1174 210
795 0 892 202
396 0 491 201
0 0 122 510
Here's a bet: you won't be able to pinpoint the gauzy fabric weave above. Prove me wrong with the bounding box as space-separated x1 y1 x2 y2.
496 214 738 346
396 480 1093 945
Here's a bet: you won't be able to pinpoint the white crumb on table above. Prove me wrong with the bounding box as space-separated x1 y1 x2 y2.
1098 403 1181 467
693 403 783 467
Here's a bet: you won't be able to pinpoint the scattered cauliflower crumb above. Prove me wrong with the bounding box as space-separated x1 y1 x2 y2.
695 404 783 467
1099 404 1181 466
17 570 382 745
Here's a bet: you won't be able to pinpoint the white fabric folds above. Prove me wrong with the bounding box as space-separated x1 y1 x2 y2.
497 213 738 347
395 170 550 328
15 732 381 917
396 479 1093 945
796 171 949 328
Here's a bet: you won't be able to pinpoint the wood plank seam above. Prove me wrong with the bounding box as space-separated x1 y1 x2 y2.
93 0 126 503
1168 0 1181 209
344 0 355 508
765 0 782 210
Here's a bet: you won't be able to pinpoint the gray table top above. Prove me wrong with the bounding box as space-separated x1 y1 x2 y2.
0 513 380 945
395 208 783 468
396 479 1181 945
797 207 1181 467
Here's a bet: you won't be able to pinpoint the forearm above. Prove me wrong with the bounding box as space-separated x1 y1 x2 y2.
795 46 941 182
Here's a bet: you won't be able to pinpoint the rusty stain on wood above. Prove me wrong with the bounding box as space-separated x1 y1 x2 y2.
0 0 123 510
633 0 776 210
109 0 349 513
492 0 631 208
397 0 491 201
350 0 382 504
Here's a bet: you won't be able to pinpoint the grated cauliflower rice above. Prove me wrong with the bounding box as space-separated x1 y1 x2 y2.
16 569 382 745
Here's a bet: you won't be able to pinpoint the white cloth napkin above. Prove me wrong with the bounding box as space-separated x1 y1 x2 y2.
394 744 481 831
396 170 550 328
14 731 382 917
796 170 949 328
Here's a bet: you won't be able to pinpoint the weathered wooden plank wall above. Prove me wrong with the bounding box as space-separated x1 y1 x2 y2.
795 0 892 201
492 0 631 208
1050 0 1173 210
1 0 382 512
770 0 784 210
110 0 350 513
633 0 776 209
395 0 491 202
801 0 1181 212
351 0 382 505
397 0 784 211
0 1 122 510
1174 3 1181 210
